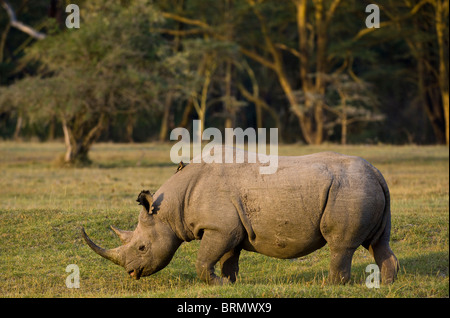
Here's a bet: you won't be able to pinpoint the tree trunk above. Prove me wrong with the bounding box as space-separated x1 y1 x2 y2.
159 93 173 142
224 1 235 129
13 113 23 141
64 140 91 164
61 114 106 165
197 111 204 140
442 90 449 145
418 54 446 144
47 116 55 141
255 101 262 129
314 102 324 144
406 12 446 144
192 56 214 139
341 112 347 145
434 0 449 144
224 60 235 129
62 118 91 165
292 0 326 144
0 22 10 63
62 118 72 162
178 98 193 128
126 112 135 143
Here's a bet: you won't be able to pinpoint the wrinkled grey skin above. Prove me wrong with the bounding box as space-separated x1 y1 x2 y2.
82 149 399 285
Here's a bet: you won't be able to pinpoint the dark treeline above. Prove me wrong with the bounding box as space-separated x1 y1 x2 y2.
0 0 448 164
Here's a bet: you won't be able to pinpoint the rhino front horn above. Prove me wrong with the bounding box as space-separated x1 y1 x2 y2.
81 227 125 267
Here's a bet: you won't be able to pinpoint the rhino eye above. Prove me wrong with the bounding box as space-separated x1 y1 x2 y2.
138 245 146 251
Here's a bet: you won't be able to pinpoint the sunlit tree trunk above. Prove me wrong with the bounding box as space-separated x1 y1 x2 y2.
13 113 23 141
192 55 215 139
292 0 336 144
178 98 193 129
434 0 449 145
61 114 106 165
0 22 10 63
340 96 347 145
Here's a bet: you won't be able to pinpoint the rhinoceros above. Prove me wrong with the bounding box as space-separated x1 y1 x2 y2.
81 149 398 285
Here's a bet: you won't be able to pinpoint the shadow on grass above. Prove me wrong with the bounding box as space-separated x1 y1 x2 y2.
241 250 448 285
396 250 449 276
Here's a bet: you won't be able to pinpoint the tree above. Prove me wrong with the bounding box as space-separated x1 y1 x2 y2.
0 0 46 40
431 0 449 144
322 73 384 144
0 0 177 164
0 0 53 139
360 0 449 144
155 0 250 138
1 0 446 145
158 0 346 144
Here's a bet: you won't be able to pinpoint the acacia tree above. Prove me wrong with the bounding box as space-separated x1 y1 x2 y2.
407 0 449 145
239 0 343 145
0 0 52 139
183 39 245 136
157 0 346 144
322 73 384 144
0 0 178 164
355 0 449 144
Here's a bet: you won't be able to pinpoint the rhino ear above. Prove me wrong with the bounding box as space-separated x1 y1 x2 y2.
136 190 155 214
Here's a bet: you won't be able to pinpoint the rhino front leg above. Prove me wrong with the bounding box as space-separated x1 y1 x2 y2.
196 230 241 285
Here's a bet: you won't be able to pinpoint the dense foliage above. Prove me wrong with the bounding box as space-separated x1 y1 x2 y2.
0 0 448 162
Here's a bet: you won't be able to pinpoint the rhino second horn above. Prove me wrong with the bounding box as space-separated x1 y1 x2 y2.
110 225 133 244
80 227 125 267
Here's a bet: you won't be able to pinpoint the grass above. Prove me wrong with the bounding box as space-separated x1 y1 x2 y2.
0 142 448 297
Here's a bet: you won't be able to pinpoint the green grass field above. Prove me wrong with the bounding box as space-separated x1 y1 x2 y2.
0 142 448 297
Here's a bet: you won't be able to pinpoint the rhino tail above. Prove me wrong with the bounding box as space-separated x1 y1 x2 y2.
363 165 391 249
363 165 399 284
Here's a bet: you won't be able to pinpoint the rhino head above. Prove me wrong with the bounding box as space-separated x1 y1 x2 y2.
81 190 182 280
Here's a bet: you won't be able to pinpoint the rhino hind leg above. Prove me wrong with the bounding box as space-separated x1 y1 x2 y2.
369 241 399 284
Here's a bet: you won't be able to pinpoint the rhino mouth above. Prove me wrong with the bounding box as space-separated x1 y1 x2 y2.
128 268 142 280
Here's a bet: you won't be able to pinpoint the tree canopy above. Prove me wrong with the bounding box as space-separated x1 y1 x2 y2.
0 0 448 163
